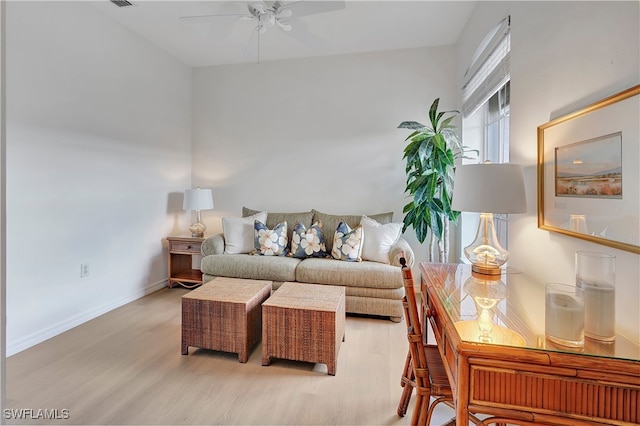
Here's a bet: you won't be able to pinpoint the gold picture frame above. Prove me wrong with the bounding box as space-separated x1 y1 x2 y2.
537 85 640 254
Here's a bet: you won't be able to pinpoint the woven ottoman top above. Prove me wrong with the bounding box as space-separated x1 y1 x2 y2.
182 277 272 303
263 282 345 311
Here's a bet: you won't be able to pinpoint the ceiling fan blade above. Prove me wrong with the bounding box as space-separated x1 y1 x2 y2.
285 1 345 18
276 8 293 19
179 13 249 23
179 13 251 41
286 18 328 49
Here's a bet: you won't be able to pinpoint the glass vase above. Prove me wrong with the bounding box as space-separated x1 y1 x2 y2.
575 251 616 342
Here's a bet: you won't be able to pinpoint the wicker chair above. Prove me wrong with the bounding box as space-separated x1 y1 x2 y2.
396 257 457 425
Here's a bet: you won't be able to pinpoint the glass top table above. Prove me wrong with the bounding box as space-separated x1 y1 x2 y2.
421 262 640 362
420 262 640 425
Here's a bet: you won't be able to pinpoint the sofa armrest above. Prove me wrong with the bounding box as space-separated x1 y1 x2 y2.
202 233 225 256
389 237 415 268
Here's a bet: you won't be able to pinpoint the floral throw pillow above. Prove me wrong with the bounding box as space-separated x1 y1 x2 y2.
254 220 288 256
290 221 327 259
332 221 363 262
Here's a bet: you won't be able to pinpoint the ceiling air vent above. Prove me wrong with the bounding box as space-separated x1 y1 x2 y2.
110 0 134 7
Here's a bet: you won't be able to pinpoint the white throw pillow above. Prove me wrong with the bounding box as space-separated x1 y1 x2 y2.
222 211 268 254
360 215 402 264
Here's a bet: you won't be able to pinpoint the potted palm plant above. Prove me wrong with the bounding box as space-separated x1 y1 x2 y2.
398 98 476 262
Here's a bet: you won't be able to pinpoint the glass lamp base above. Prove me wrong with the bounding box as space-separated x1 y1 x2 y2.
472 263 502 275
188 222 206 238
465 213 508 277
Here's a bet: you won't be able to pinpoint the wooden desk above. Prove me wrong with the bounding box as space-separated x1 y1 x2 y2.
420 262 640 425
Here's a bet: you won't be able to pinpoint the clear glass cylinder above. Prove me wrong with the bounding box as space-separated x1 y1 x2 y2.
545 282 585 348
575 251 616 342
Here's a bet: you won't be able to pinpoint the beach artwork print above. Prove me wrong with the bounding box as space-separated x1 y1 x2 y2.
555 132 622 198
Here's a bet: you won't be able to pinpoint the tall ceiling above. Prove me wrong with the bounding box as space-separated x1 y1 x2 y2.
91 0 477 67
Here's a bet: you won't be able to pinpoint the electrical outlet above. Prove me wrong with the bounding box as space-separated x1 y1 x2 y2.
81 263 90 278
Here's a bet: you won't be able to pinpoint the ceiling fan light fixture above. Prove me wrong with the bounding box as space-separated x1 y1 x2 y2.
266 12 276 26
256 17 268 33
277 21 292 32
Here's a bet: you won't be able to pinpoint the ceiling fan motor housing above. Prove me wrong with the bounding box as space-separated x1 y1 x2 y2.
249 2 292 33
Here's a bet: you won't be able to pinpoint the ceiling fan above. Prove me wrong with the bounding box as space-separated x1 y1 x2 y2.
179 1 346 64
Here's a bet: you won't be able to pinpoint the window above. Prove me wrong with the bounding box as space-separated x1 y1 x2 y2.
486 82 510 164
462 16 510 118
458 17 511 263
486 82 510 251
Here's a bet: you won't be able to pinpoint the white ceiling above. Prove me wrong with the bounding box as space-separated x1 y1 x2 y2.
90 0 477 67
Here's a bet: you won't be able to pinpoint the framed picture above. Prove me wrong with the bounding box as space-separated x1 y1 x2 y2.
538 85 640 254
554 132 622 199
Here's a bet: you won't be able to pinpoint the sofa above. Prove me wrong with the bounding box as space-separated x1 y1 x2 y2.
200 207 415 322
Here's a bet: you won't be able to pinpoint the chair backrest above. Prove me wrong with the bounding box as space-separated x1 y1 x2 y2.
400 257 429 387
400 257 422 335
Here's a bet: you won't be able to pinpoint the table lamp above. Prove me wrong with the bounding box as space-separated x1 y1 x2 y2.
183 188 214 238
451 163 526 275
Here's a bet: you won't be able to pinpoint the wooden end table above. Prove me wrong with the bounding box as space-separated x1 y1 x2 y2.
167 235 205 288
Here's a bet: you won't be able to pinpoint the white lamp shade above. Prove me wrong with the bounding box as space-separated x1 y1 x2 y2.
183 188 214 211
451 163 526 214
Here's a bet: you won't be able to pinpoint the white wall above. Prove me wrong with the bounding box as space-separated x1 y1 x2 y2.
458 1 640 341
0 0 6 410
191 47 459 265
5 1 192 355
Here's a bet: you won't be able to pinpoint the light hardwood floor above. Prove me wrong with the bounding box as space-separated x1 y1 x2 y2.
6 287 455 425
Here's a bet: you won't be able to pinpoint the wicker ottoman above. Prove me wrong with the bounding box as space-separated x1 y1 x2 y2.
262 282 346 375
182 277 272 363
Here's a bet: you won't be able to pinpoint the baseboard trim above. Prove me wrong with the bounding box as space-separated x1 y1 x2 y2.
7 279 167 357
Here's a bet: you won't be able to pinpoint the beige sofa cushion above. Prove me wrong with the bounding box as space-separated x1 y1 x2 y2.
295 257 402 290
201 253 301 282
311 209 393 253
201 232 414 267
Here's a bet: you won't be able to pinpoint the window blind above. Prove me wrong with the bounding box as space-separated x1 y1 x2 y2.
462 16 511 118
